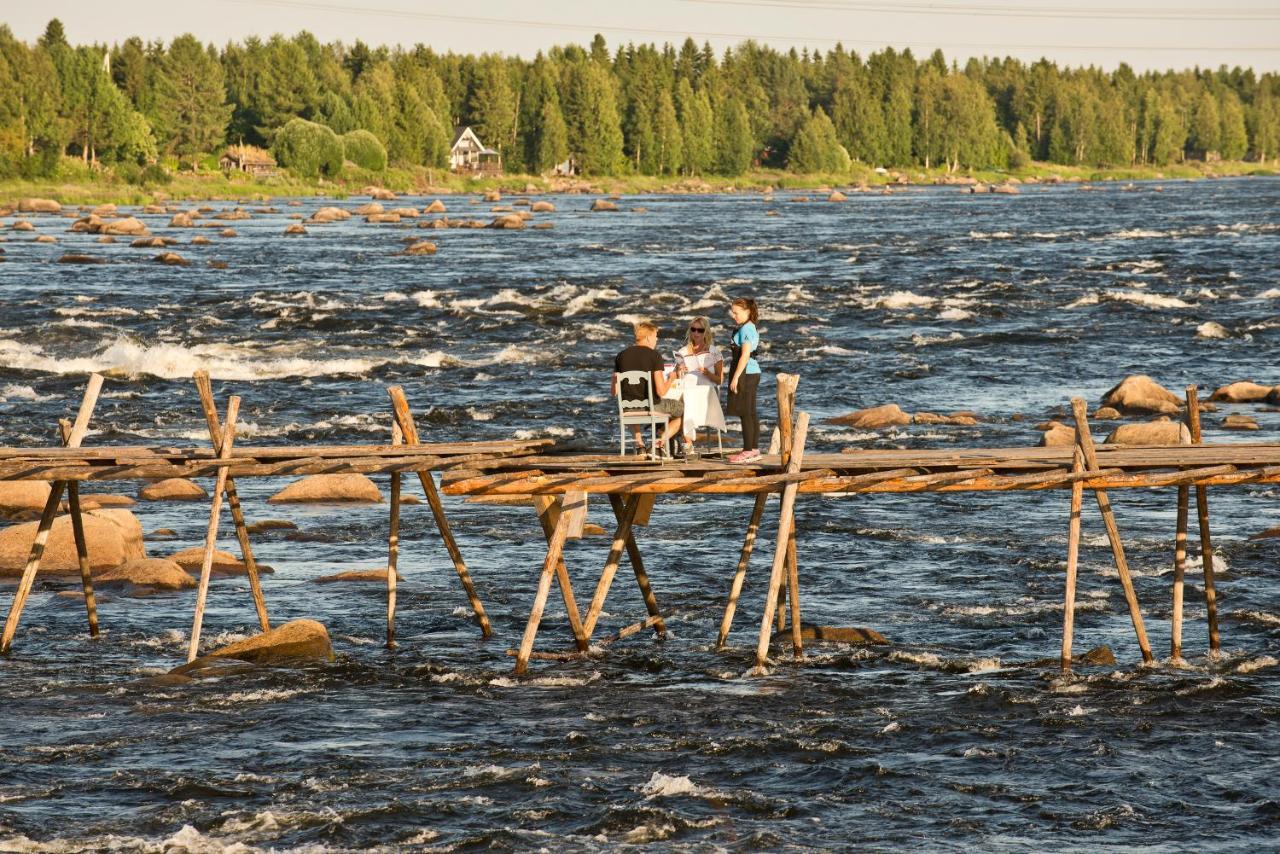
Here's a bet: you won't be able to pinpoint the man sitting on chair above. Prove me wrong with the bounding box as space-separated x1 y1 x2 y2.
613 321 684 456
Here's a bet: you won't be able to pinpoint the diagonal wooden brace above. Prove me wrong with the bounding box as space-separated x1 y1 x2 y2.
1 374 103 654
188 395 240 662
59 419 99 639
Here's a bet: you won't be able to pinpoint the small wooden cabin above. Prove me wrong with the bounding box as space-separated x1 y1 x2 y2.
219 145 278 177
450 126 502 175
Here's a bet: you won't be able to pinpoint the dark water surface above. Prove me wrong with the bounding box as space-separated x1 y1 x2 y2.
1 181 1279 850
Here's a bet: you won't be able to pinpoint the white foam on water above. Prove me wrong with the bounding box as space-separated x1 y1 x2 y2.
412 289 443 307
1196 321 1231 339
1235 655 1278 673
466 407 494 421
818 345 857 355
514 426 574 440
641 771 710 798
962 746 1002 759
1102 290 1193 309
888 650 943 668
220 688 307 704
1257 288 1280 299
1067 704 1094 717
0 384 54 403
1233 610 1280 626
876 290 935 310
564 287 622 317
938 307 973 321
911 332 965 346
1064 293 1100 308
382 291 407 302
1104 228 1167 239
969 231 1015 239
0 337 386 380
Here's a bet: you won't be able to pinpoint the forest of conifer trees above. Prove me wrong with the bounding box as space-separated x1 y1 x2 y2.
1 18 1277 182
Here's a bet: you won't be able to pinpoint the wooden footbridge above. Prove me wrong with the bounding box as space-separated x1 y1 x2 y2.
2 373 1275 676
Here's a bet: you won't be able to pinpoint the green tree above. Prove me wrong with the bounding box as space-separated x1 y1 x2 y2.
470 57 518 162
253 36 318 142
341 128 386 170
151 34 231 158
714 96 753 174
654 88 683 175
1189 89 1220 157
565 62 623 174
832 71 886 164
677 79 713 175
1253 91 1280 163
788 107 850 173
534 96 569 172
272 117 342 177
1219 90 1247 159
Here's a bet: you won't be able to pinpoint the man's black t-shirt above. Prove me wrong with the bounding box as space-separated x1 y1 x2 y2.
614 345 663 401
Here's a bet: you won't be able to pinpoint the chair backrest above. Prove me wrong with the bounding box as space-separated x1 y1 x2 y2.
615 369 656 413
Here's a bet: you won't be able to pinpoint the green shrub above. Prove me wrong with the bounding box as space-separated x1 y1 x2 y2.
140 163 172 185
341 129 387 171
272 118 343 179
52 156 94 183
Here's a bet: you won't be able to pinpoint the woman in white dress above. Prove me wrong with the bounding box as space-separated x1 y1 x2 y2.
674 315 727 451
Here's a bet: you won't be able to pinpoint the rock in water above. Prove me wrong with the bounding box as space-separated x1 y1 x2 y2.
268 473 383 504
308 206 351 223
313 567 404 583
1104 420 1191 445
782 624 888 644
0 509 145 576
403 241 437 255
138 478 208 501
168 546 272 576
152 252 189 266
283 223 307 235
1210 381 1273 403
0 481 51 512
590 199 619 212
1101 375 1181 415
100 216 149 236
487 214 524 230
18 197 61 214
531 201 555 212
424 199 447 213
1092 406 1121 420
1038 422 1075 447
177 619 334 672
1222 413 1259 431
828 403 911 429
827 191 847 202
95 558 195 590
246 519 297 534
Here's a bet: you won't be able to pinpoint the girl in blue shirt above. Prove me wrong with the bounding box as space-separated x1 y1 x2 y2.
726 297 762 462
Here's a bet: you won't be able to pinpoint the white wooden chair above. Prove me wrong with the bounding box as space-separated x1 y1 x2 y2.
615 370 669 457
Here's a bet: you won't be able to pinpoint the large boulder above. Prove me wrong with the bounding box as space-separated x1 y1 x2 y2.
424 199 447 214
365 212 401 224
308 206 351 223
365 187 396 201
530 201 555 212
18 198 61 214
168 545 270 577
1222 414 1259 431
0 482 52 513
94 558 195 590
1101 375 1181 415
0 509 145 577
1038 421 1076 447
353 202 383 216
403 240 437 256
178 619 334 671
168 211 197 228
487 214 525 230
283 223 307 235
99 217 149 236
828 403 912 429
590 199 619 212
1210 381 1274 403
267 473 383 504
138 478 208 502
1104 420 1191 445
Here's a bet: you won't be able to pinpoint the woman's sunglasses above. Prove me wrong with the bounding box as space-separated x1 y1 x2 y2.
690 327 705 333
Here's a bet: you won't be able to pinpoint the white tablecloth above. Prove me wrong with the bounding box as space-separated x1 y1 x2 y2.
665 377 726 438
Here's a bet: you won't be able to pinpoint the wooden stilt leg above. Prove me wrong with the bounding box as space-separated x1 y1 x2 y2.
193 372 269 632
775 580 787 632
754 413 809 672
1 374 103 654
609 493 666 638
1061 447 1084 672
187 396 240 663
787 529 802 658
1071 399 1153 664
1171 484 1189 660
1185 386 1220 654
387 422 403 649
584 494 639 638
717 493 767 647
388 386 491 637
515 503 572 675
58 419 98 638
534 497 589 651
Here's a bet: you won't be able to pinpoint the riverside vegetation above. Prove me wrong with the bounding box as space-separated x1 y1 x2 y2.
0 19 1278 202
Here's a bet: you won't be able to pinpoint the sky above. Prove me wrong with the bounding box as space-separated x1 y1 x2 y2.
5 0 1279 73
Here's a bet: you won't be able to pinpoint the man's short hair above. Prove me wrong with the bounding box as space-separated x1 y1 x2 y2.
633 321 658 341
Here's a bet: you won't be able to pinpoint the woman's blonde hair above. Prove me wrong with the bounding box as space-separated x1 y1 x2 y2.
684 315 715 352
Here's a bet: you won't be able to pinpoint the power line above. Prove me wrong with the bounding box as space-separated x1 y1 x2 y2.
223 0 1280 52
685 0 1280 22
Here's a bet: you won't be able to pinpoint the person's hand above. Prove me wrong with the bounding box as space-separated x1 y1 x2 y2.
730 378 739 393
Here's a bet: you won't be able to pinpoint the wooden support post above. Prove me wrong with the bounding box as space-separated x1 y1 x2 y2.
716 493 768 647
387 386 491 638
533 496 589 651
387 422 403 649
1 374 103 654
754 412 810 671
583 494 640 638
1171 484 1189 660
1070 399 1153 664
786 528 802 657
609 493 666 638
187 396 240 663
193 372 270 633
514 498 573 675
58 420 98 638
1061 447 1084 671
1185 386 1220 654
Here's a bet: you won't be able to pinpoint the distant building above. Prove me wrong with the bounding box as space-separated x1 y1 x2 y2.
450 126 502 175
219 145 278 177
552 154 579 177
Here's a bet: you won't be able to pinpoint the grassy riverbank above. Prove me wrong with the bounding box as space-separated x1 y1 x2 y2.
1 159 1273 207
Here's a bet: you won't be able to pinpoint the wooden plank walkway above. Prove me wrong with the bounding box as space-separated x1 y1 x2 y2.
1 372 1271 679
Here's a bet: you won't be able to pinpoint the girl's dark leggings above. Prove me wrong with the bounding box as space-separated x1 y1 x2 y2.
730 373 761 451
